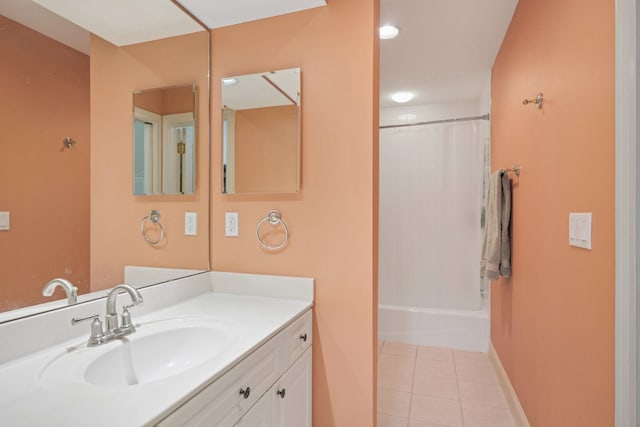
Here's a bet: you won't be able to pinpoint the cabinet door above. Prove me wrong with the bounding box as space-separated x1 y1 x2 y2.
276 347 312 427
234 386 276 427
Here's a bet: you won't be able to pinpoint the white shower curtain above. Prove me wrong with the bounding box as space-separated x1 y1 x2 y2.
378 121 484 311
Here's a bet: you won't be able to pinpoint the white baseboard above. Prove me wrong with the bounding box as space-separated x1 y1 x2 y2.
489 342 531 427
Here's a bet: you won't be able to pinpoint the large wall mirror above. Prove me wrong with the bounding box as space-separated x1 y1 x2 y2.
222 67 301 194
133 84 197 195
0 1 210 323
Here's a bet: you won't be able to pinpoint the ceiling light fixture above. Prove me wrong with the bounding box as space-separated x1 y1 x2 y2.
379 25 399 40
222 78 238 86
391 92 414 103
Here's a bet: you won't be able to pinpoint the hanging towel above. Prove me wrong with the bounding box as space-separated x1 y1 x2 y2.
480 170 513 279
499 172 512 277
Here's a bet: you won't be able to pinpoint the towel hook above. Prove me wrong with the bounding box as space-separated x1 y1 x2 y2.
522 93 543 109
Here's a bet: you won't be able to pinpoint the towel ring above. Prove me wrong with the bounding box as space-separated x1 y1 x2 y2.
256 210 289 250
140 210 165 245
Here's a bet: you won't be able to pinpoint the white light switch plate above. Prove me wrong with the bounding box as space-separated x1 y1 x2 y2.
225 212 238 237
0 212 9 231
569 212 592 249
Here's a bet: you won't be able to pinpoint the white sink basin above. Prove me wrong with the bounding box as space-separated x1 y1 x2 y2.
40 317 236 388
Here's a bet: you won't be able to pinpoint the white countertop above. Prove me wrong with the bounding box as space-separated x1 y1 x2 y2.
0 272 313 426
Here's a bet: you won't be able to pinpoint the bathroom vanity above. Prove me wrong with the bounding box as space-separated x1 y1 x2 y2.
0 271 313 426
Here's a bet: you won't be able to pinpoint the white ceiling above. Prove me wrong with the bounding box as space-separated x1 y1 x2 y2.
179 0 326 29
380 0 518 108
0 0 89 53
223 68 300 111
0 0 326 54
32 0 203 47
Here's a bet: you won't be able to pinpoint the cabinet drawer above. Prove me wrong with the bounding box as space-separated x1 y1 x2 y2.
158 337 280 427
285 310 312 366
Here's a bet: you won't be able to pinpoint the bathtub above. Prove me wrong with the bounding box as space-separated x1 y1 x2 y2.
378 303 489 352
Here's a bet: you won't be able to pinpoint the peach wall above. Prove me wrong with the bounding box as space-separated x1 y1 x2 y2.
90 32 209 289
0 16 90 311
134 85 194 115
210 1 379 425
234 105 298 193
491 0 615 425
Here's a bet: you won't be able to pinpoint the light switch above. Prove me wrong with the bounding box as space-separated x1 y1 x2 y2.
569 212 592 249
0 212 9 231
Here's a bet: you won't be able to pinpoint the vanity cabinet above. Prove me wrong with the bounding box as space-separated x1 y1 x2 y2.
274 347 312 426
235 347 312 427
158 309 312 427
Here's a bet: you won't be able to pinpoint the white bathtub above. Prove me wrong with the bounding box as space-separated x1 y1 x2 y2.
378 303 489 352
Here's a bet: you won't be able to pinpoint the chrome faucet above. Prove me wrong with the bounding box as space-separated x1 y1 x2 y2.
71 284 143 347
104 284 143 336
42 278 78 305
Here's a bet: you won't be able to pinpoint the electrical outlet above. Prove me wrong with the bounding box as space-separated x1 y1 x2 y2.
185 212 197 236
225 212 239 237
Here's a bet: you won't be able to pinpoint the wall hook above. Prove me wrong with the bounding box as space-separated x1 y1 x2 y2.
522 93 543 109
62 137 76 149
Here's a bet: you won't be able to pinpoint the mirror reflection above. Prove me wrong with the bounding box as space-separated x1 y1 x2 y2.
222 67 301 194
133 84 197 195
0 2 209 322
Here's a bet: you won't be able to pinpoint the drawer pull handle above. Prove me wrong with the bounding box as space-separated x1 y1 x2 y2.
277 388 286 399
299 333 308 342
239 387 251 399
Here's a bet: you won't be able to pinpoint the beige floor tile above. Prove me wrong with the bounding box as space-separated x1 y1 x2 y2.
379 354 416 375
383 341 418 357
461 402 517 427
415 358 456 379
409 394 463 426
458 381 509 408
454 363 498 385
378 413 409 427
453 350 492 367
379 368 414 392
412 374 459 401
378 389 412 418
417 346 454 362
407 420 450 427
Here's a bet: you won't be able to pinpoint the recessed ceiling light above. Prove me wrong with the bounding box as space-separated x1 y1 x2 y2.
222 78 238 86
391 92 414 103
379 25 399 40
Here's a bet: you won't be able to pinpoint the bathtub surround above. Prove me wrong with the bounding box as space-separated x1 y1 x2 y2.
491 0 615 425
379 304 490 353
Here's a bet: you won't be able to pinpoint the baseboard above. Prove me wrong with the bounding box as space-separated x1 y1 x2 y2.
489 342 531 427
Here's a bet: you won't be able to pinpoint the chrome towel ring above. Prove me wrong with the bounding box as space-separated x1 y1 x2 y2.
256 210 289 250
140 210 165 245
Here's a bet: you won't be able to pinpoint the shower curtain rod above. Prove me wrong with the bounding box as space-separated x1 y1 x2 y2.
379 113 490 129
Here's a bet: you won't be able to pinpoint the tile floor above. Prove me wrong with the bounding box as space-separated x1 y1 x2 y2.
377 341 517 427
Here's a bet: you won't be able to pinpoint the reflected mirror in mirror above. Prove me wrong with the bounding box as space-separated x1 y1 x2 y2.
222 67 301 194
133 84 197 196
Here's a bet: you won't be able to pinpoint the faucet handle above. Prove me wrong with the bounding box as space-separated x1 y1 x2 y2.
71 313 100 325
120 304 136 332
71 314 106 346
